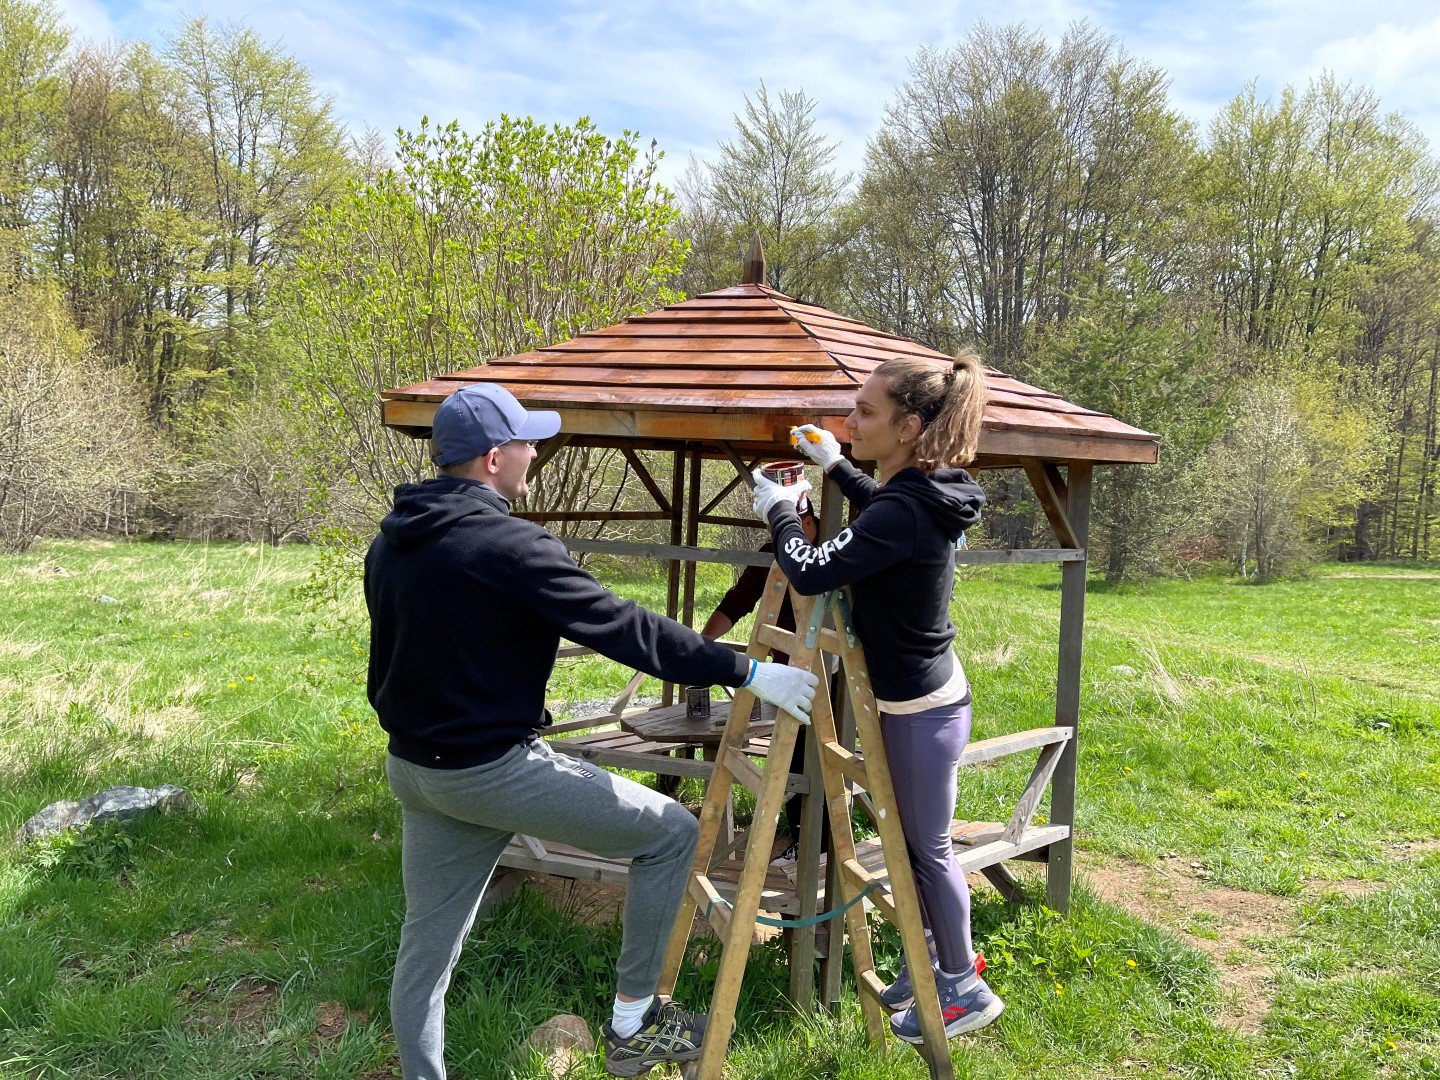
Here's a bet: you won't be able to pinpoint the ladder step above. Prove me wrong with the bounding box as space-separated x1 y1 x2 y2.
756 622 841 656
960 725 1073 767
840 857 896 921
820 740 869 789
687 873 731 937
722 746 767 799
856 967 890 1004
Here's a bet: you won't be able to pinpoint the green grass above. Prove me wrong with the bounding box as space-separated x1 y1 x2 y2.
1 541 1437 1078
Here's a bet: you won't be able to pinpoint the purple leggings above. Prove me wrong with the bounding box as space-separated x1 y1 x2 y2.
880 699 975 974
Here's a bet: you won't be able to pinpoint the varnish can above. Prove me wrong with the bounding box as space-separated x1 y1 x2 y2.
760 460 806 486
685 685 711 721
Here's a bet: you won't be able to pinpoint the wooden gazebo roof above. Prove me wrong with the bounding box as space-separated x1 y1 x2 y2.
382 281 1158 465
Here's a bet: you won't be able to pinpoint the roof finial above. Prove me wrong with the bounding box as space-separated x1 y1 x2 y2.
741 233 766 286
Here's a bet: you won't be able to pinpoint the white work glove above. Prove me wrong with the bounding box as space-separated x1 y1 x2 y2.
752 468 812 521
742 659 819 724
789 425 843 471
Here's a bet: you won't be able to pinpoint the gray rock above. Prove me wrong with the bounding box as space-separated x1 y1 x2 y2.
19 784 197 843
1111 664 1138 676
521 1013 594 1076
94 594 118 604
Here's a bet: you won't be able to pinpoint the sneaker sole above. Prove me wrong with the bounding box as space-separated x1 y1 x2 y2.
881 993 913 1012
892 997 1004 1044
604 1046 703 1076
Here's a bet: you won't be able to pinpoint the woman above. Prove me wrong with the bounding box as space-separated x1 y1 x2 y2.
750 352 999 1042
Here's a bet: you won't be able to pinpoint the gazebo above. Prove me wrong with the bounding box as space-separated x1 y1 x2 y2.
380 247 1159 1008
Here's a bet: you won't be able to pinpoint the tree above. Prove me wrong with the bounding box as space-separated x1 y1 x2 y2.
0 266 162 552
277 115 688 550
678 83 848 299
0 0 67 266
1203 367 1383 578
45 23 350 426
1033 274 1229 580
869 22 1194 372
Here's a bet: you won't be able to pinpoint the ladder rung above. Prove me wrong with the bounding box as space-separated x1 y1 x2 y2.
688 873 731 937
839 858 895 921
856 967 890 1003
820 741 869 789
755 622 841 656
722 746 767 799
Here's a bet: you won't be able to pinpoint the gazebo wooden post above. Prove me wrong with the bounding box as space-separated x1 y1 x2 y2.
681 448 703 627
663 449 686 707
1046 462 1093 913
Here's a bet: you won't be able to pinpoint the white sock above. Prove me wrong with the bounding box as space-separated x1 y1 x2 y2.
611 994 654 1038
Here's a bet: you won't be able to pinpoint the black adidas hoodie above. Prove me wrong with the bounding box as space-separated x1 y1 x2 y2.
365 476 749 768
767 459 985 702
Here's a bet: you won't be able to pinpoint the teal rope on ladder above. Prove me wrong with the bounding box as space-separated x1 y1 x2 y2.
704 881 881 930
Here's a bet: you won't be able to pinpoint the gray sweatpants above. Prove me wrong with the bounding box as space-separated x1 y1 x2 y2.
385 739 700 1080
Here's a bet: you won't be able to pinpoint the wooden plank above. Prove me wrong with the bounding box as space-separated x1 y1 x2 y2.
561 537 775 567
489 350 840 369
955 547 1085 564
515 510 671 522
1048 463 1092 914
498 840 631 885
696 514 767 529
664 449 684 708
458 365 860 389
960 726 1073 767
682 450 702 630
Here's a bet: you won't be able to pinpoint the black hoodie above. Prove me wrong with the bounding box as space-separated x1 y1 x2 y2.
767 459 985 702
365 476 749 768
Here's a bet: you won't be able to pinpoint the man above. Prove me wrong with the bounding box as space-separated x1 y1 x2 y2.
364 383 817 1080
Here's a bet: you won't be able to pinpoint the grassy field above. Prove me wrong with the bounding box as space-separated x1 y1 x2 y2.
0 540 1437 1079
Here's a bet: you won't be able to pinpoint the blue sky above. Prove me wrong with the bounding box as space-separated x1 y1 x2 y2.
57 0 1440 184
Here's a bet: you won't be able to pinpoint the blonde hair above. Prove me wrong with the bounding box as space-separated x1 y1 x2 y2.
873 351 987 470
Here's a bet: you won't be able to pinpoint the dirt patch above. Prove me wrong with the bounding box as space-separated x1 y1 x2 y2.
315 1000 370 1041
185 976 277 1036
1381 839 1440 861
523 873 628 928
1082 856 1296 1034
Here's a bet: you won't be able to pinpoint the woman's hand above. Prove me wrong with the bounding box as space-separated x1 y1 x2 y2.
789 425 843 471
752 469 812 520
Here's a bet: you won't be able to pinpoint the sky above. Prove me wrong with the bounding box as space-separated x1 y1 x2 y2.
55 0 1440 185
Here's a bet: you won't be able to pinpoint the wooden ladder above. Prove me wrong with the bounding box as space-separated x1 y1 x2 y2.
656 564 958 1080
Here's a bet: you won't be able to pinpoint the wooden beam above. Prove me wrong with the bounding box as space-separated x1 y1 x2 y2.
698 514 766 529
1023 460 1080 549
956 548 1084 564
527 433 573 481
1047 463 1092 914
682 450 702 629
561 538 775 567
621 448 673 513
664 449 684 707
515 510 672 522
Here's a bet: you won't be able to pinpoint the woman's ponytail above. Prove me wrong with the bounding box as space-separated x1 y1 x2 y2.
874 350 988 471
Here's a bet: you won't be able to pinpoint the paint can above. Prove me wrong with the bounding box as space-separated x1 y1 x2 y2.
684 685 711 721
760 460 806 487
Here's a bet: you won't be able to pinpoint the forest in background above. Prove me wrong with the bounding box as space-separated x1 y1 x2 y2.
2 0 1437 580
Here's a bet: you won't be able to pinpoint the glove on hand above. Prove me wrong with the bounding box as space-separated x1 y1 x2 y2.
752 468 812 520
789 425 843 471
742 660 819 724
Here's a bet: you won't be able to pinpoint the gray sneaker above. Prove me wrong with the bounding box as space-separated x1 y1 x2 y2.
890 968 1003 1043
602 998 707 1076
879 930 937 1011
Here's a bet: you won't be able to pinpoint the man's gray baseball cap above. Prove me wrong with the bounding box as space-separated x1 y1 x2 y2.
430 383 562 466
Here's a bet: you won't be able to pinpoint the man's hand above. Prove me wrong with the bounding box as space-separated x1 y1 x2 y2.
742 660 820 724
788 425 843 471
752 469 812 520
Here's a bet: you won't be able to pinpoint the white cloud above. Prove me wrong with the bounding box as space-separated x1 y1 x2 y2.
65 0 1440 183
